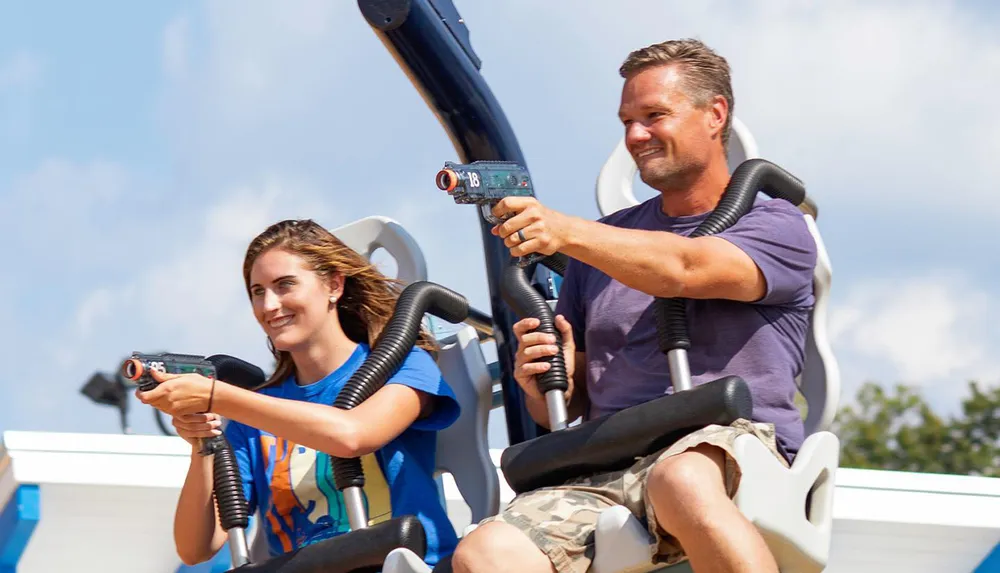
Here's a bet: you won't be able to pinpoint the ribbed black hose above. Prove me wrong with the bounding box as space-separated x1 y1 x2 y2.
501 263 569 395
332 281 470 491
204 435 250 531
188 355 264 532
657 159 806 354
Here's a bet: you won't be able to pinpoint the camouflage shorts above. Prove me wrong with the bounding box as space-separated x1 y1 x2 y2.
478 419 787 573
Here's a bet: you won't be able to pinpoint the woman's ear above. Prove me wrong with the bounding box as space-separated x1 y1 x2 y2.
327 273 346 304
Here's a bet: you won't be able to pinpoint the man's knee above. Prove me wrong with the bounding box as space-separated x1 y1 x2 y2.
452 522 551 573
645 444 731 533
452 522 509 570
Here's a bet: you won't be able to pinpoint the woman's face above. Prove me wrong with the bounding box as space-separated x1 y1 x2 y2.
248 248 342 352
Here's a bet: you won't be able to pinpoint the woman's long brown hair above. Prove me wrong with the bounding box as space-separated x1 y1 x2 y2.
243 219 438 388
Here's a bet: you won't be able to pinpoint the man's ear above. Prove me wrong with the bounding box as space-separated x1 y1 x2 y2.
707 94 728 140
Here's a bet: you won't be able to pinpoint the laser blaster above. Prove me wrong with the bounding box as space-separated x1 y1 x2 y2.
121 352 217 392
123 351 262 565
121 351 265 457
435 160 542 267
122 351 264 393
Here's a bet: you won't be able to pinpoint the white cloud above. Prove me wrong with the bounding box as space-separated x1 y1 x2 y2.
11 158 128 206
0 50 43 137
0 0 489 434
830 273 1000 411
57 176 341 371
154 0 490 301
164 1 356 128
0 165 347 433
457 0 999 219
152 0 1000 428
0 159 135 273
695 1 1000 216
0 50 42 91
73 288 116 339
0 159 135 421
162 16 189 80
7 1 997 438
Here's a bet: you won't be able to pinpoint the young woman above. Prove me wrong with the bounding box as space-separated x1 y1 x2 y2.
137 219 461 567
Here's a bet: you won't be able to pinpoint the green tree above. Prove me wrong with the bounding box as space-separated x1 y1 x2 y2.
832 381 1000 477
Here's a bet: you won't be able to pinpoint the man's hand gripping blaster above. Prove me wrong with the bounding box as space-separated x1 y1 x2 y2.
435 160 542 267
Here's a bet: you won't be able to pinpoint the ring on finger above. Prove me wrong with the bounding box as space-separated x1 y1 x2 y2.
517 229 527 243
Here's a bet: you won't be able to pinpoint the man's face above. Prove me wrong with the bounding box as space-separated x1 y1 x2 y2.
618 64 726 191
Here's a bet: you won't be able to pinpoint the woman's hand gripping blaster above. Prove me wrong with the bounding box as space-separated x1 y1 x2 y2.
122 352 264 451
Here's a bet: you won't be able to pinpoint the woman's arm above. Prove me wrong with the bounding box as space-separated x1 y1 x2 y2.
139 361 440 459
173 451 229 565
210 382 431 459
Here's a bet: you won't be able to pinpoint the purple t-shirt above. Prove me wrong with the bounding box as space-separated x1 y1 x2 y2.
554 195 817 460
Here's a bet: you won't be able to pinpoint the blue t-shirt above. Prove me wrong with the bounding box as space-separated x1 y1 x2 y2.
223 344 461 566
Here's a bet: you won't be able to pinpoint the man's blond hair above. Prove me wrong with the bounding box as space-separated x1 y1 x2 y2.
620 38 734 149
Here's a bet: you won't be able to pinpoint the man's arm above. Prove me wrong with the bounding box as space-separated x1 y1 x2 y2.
492 196 765 303
561 219 765 302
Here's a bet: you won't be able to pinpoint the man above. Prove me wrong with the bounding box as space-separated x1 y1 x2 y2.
451 39 816 573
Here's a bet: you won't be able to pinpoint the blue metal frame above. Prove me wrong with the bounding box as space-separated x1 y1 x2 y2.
0 484 40 573
357 0 545 445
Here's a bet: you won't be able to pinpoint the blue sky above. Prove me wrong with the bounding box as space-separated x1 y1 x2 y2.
1 0 998 448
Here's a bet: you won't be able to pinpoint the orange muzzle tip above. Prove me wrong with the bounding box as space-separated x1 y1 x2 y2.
435 169 458 192
122 358 144 381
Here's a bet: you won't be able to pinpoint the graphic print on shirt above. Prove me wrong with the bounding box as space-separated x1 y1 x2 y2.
260 435 392 552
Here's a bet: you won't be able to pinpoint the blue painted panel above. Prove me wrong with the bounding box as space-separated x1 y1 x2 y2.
975 542 1000 572
0 485 41 570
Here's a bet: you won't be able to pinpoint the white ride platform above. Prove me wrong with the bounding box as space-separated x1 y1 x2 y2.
3 430 1000 573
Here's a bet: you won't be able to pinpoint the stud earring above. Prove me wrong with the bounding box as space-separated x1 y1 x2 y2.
330 295 338 304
